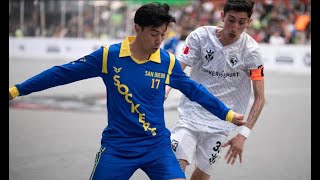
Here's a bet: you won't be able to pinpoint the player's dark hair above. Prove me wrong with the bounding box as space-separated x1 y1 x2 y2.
134 2 176 29
224 0 255 18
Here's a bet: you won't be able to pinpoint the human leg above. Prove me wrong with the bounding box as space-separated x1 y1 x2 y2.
190 167 211 180
171 125 198 174
178 159 188 172
191 130 228 180
142 143 186 180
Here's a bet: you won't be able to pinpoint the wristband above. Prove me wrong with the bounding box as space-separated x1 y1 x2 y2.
238 126 251 138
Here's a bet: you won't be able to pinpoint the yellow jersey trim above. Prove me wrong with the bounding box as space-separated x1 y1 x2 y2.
9 86 19 99
165 53 175 84
225 110 235 122
119 36 161 63
102 45 109 74
131 56 150 64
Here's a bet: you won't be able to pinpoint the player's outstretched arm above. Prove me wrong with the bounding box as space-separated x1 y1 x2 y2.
221 80 265 165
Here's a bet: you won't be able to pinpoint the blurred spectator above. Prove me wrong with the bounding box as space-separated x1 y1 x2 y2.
15 29 23 38
269 31 285 45
9 0 311 45
294 11 311 44
162 24 180 55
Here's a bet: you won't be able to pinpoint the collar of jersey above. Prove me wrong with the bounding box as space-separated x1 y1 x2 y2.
119 36 161 63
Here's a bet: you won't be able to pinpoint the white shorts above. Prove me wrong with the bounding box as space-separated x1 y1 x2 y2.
170 121 229 176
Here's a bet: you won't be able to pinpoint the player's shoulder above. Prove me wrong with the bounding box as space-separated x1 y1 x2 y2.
188 26 217 41
160 48 174 61
241 32 260 49
97 42 122 59
239 33 262 58
191 26 216 35
103 42 121 51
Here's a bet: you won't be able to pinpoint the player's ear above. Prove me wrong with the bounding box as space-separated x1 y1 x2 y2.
134 24 141 34
220 11 225 22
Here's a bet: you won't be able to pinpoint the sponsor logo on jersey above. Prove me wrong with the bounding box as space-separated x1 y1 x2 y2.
202 68 240 78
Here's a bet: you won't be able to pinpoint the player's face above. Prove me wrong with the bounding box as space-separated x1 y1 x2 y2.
137 24 167 54
221 10 252 42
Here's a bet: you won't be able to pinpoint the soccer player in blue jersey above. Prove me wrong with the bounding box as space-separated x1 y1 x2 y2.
9 3 246 180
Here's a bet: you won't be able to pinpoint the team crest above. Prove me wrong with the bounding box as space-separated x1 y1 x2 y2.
113 66 122 73
229 54 238 67
171 139 179 152
205 49 214 61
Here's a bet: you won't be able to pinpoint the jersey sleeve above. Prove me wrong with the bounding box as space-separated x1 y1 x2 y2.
245 47 264 80
13 47 104 96
168 57 231 121
177 27 202 67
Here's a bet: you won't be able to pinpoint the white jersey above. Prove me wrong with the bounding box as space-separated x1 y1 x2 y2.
177 26 263 131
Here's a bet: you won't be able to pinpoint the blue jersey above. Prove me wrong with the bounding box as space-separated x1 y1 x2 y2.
163 31 179 54
13 36 231 155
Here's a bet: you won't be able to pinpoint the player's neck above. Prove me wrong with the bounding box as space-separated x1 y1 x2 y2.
216 29 239 46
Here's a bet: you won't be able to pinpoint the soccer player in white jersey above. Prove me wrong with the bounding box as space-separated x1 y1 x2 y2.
166 0 265 179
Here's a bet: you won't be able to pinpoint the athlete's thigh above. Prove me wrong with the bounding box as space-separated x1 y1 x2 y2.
194 130 228 175
170 126 197 164
89 147 138 180
142 143 186 180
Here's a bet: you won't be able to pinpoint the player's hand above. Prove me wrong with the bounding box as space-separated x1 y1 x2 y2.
231 113 246 126
221 134 246 165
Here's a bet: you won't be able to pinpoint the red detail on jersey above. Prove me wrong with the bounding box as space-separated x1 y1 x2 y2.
183 46 189 54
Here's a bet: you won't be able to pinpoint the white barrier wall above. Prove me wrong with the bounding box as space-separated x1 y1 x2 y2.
9 37 123 60
9 37 311 73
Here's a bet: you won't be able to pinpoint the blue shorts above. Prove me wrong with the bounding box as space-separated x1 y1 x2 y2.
89 144 186 180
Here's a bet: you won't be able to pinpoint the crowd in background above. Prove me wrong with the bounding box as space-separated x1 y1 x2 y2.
9 0 311 45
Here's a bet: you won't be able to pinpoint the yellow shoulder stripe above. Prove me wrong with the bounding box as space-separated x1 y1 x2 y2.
165 53 175 84
102 45 109 74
